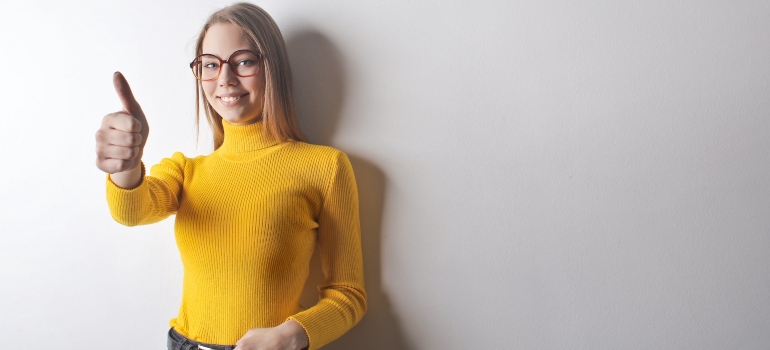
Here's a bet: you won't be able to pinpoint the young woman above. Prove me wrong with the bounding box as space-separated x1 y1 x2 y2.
94 3 366 350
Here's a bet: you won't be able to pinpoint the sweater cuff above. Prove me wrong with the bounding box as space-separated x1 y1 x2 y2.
287 295 365 350
105 162 149 226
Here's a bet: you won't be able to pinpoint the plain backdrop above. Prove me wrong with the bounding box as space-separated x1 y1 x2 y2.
1 0 768 349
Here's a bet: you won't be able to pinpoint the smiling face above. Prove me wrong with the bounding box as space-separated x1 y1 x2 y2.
201 22 265 125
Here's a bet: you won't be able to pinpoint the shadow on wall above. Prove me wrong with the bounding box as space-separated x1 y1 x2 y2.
286 28 410 350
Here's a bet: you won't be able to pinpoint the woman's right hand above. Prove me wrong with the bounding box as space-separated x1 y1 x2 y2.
95 72 150 187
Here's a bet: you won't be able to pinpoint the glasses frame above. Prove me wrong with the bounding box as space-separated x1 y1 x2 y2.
189 49 264 81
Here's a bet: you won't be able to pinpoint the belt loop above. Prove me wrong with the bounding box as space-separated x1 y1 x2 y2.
178 336 188 350
168 328 181 350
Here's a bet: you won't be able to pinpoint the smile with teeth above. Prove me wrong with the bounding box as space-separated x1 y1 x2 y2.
220 94 246 102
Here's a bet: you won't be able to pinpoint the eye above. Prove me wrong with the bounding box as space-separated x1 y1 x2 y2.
203 62 219 69
237 59 256 66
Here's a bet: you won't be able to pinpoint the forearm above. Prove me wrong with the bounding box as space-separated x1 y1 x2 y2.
105 157 182 227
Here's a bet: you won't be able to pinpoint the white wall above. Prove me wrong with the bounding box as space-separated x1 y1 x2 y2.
1 0 768 348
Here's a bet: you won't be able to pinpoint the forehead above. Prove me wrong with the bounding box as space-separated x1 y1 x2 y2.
202 23 253 56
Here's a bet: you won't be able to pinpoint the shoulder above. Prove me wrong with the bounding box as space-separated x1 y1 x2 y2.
283 142 355 184
150 151 210 174
155 151 199 168
284 142 351 166
163 151 214 165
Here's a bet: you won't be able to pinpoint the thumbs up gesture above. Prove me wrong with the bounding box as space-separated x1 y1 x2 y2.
95 72 150 176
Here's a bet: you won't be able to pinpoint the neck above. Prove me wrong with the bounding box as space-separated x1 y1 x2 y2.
218 119 280 153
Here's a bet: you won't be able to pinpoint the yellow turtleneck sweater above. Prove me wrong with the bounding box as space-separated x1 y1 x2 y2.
105 120 366 349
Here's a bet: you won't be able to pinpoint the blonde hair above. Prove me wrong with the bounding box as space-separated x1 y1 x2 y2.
194 2 305 149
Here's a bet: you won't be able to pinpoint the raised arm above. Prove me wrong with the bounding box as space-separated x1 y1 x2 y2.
96 72 184 226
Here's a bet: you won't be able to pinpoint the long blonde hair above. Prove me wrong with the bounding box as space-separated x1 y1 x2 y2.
193 2 305 149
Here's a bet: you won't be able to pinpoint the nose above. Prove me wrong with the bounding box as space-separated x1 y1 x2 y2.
217 62 239 86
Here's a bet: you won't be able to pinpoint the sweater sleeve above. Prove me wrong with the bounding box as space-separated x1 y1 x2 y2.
105 151 187 227
288 150 367 350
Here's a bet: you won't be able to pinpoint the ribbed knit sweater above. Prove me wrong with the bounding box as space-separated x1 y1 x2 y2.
105 119 366 349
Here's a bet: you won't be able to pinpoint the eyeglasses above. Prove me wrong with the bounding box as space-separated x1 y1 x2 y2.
189 49 263 81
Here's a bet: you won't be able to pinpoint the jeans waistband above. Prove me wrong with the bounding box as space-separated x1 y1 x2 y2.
167 328 236 350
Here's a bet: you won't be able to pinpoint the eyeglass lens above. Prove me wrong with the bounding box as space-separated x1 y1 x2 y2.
192 51 260 80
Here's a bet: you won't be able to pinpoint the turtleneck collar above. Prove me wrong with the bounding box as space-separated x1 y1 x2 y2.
218 119 280 154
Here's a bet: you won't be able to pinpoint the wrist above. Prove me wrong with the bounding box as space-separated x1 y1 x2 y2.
280 319 309 350
109 161 145 189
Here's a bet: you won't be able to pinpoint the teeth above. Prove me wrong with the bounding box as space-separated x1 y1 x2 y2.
221 95 240 102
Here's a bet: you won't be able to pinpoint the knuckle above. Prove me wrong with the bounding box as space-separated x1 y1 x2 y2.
96 128 110 142
125 147 136 159
96 159 111 173
106 112 122 123
122 133 134 145
113 113 128 124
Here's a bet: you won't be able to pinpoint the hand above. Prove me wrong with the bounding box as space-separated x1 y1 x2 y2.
234 320 309 350
95 72 150 174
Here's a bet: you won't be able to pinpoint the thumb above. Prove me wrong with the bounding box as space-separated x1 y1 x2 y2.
113 71 142 116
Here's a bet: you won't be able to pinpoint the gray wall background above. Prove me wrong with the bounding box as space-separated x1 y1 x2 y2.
0 0 768 349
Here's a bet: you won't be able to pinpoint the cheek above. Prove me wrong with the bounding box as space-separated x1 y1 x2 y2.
202 83 217 103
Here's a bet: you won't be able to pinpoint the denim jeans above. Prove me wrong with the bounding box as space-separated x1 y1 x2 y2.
167 328 236 350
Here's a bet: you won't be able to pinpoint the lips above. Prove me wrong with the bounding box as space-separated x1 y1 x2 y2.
217 93 248 105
